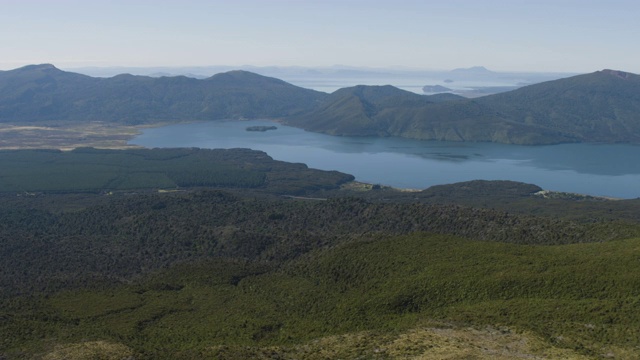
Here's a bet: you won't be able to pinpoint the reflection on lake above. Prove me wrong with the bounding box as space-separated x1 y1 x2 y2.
130 120 640 199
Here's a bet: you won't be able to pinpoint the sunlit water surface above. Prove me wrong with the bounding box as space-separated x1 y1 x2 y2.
130 120 640 199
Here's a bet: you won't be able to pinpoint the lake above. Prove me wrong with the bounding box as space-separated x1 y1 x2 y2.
130 120 640 199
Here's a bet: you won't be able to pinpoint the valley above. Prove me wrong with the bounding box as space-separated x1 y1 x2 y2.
1 64 640 359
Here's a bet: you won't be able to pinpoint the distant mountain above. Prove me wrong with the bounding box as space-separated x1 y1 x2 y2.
450 66 494 74
288 70 640 144
2 65 640 144
441 66 576 88
285 84 574 144
0 64 325 124
476 69 640 143
284 85 435 136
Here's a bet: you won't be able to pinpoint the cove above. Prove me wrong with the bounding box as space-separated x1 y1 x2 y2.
130 120 640 199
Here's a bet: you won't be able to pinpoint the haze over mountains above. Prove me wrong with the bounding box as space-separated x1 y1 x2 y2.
67 64 571 83
1 64 639 144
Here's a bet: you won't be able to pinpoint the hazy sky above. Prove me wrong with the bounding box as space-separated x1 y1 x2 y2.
1 0 639 73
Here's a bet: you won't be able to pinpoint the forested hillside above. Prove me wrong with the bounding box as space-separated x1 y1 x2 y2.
1 147 640 358
4 189 633 297
476 69 640 143
2 186 640 359
286 70 640 144
0 147 353 194
0 64 325 124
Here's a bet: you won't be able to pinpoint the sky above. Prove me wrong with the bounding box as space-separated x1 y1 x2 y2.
1 0 639 73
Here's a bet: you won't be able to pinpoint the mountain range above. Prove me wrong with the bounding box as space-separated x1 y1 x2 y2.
287 69 640 144
1 64 639 144
0 64 324 124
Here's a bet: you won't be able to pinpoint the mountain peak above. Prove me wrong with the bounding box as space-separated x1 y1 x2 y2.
18 64 60 72
335 84 411 97
600 69 634 80
207 70 288 86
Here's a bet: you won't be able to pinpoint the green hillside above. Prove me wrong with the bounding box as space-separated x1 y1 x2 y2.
2 195 640 358
476 69 640 143
333 179 640 223
284 84 576 144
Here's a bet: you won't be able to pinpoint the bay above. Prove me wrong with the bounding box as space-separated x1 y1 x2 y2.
130 120 640 199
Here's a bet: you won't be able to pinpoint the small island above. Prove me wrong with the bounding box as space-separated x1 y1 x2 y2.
246 125 278 132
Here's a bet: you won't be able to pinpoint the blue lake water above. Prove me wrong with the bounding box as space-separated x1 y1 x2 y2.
130 120 640 199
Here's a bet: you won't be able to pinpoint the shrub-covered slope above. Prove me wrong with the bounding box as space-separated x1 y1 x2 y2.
3 231 640 359
1 188 637 296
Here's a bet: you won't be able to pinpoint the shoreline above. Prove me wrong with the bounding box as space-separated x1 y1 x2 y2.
0 120 631 201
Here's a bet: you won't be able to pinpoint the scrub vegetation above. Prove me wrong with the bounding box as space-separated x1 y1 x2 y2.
1 149 639 358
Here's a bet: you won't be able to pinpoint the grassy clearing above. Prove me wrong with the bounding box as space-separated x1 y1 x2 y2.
41 341 134 360
0 122 143 150
205 324 593 359
29 325 594 360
